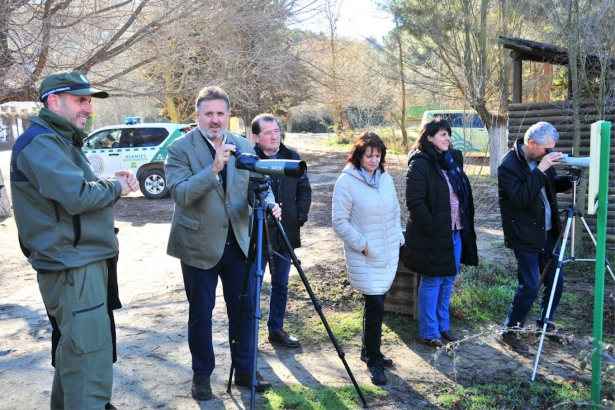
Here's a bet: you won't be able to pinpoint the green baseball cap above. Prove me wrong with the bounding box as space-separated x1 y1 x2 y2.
39 70 109 102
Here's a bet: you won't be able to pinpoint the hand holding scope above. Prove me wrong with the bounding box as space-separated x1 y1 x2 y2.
546 148 590 168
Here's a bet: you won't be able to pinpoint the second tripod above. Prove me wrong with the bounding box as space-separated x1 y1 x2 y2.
531 168 614 380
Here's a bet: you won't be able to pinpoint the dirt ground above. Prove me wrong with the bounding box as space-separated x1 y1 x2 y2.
0 134 606 409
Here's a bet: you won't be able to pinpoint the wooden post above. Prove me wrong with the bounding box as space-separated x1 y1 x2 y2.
513 59 522 103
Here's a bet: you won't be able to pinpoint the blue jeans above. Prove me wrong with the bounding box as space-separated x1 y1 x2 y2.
418 230 462 340
265 251 292 333
503 230 563 330
181 241 256 376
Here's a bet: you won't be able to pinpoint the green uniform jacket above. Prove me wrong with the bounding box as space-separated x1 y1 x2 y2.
10 116 122 271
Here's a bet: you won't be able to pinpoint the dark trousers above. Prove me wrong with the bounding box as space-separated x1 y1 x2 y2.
361 294 386 367
266 250 292 333
503 230 564 330
49 254 121 367
181 241 256 376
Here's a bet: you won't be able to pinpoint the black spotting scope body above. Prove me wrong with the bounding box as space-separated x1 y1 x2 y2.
229 143 307 178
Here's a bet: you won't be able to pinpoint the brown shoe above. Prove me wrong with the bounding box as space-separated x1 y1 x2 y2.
268 329 301 348
418 337 447 348
500 332 529 353
191 373 212 401
441 330 460 342
234 370 272 392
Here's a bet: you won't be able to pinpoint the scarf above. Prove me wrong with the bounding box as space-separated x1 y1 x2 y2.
359 167 381 188
437 150 471 230
38 107 88 148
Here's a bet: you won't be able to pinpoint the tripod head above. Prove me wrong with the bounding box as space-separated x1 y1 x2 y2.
567 166 583 186
249 175 271 197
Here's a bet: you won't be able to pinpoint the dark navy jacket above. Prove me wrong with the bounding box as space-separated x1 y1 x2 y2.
254 143 311 251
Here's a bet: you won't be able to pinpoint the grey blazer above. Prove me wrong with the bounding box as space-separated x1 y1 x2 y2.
165 129 273 270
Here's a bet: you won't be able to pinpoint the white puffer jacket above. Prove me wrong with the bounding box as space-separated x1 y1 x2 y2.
332 164 404 295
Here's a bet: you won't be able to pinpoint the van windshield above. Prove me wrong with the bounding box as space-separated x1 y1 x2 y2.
439 113 485 128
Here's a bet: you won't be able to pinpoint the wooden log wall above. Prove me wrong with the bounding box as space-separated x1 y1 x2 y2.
508 101 615 249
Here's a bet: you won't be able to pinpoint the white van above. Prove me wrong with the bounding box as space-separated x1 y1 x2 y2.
421 110 489 154
83 123 191 199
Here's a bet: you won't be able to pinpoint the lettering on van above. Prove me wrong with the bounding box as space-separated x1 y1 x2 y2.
123 154 148 161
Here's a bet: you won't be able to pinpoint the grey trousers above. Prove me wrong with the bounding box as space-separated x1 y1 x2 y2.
38 260 112 410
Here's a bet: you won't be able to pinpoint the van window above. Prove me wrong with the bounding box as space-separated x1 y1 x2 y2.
437 113 485 129
87 129 122 149
120 128 169 148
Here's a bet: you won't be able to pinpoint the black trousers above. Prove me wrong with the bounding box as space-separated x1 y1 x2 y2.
361 293 386 367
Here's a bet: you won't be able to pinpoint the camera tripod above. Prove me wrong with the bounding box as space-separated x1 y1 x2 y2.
531 168 614 380
226 176 366 409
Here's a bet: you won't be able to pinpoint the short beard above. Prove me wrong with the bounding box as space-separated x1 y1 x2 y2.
199 124 226 141
205 131 223 141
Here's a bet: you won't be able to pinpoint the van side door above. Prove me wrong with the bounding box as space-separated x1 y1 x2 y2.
83 129 122 179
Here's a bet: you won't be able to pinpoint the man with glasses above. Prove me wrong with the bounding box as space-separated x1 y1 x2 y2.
251 114 311 349
497 121 572 353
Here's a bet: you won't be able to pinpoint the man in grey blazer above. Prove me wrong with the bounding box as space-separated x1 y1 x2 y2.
165 86 281 401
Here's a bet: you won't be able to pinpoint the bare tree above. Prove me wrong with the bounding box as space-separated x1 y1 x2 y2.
0 0 198 104
139 0 311 127
386 0 526 175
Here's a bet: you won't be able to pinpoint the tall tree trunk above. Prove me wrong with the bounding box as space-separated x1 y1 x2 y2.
396 20 408 152
163 70 180 123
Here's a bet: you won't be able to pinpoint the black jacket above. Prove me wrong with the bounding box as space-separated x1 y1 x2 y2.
254 143 312 251
498 139 572 252
404 147 478 277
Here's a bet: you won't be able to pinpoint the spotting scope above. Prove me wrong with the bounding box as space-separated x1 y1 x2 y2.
230 143 307 178
546 148 590 168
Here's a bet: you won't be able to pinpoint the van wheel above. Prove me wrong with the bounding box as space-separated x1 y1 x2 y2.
139 168 170 199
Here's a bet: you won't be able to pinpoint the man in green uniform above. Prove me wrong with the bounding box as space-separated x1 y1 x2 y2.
10 71 139 409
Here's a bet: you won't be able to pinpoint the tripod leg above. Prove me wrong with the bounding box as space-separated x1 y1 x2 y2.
227 224 259 393
537 207 572 291
270 212 368 407
249 206 267 409
531 212 573 381
578 216 615 283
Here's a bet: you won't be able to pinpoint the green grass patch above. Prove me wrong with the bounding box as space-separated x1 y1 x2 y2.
450 261 517 323
261 384 387 409
383 312 419 342
435 378 594 409
284 308 363 345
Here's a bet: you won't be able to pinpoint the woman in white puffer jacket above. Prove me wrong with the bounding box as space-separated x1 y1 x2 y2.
332 132 404 386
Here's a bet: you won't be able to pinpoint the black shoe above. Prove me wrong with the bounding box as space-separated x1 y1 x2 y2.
500 332 529 353
268 329 301 348
368 366 387 385
360 354 393 367
418 337 447 348
441 330 460 342
537 323 569 343
105 404 117 410
191 374 212 401
234 370 272 392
